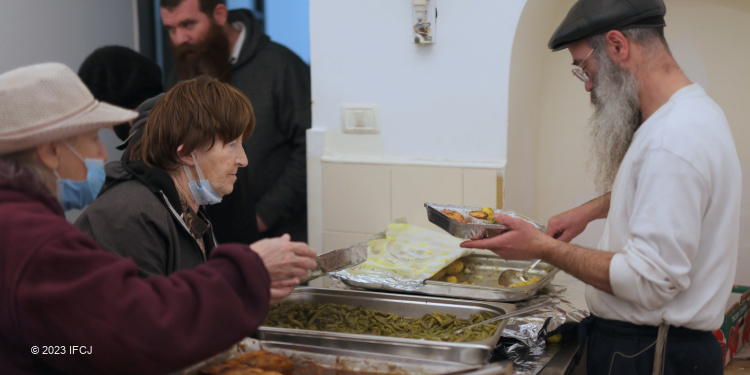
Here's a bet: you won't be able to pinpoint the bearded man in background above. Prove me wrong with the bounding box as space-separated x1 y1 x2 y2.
461 0 741 374
170 7 231 83
159 0 311 245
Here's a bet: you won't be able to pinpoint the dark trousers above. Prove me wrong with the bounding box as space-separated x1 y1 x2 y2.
579 315 723 375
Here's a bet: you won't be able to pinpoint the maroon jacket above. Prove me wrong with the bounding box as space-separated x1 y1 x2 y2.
0 160 271 374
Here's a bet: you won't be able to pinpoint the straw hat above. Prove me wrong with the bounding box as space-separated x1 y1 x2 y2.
0 62 138 155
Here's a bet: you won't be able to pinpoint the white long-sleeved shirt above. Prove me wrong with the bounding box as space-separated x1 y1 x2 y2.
586 84 741 331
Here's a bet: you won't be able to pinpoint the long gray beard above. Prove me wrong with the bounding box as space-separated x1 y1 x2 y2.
588 53 642 193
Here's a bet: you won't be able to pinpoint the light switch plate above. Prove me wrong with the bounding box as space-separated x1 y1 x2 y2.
341 104 380 134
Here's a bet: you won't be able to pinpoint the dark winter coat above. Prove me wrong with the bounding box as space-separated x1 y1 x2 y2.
0 159 271 374
76 160 217 277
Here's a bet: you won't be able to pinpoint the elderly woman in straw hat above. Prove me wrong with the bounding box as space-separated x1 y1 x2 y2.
0 63 316 374
76 75 262 277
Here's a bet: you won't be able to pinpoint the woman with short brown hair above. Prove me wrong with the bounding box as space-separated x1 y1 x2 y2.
77 76 258 277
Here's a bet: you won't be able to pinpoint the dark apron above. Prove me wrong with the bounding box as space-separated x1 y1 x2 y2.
575 314 723 375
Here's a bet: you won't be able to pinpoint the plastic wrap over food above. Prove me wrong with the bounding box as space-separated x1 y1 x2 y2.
330 223 473 291
425 202 545 240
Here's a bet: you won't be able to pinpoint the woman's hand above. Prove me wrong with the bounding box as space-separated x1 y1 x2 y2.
250 234 317 304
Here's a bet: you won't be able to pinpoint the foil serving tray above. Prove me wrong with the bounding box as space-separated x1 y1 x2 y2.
178 338 513 375
341 255 559 302
257 288 514 365
426 202 545 239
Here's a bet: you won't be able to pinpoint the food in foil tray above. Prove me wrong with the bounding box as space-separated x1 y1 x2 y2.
441 209 466 223
443 207 500 225
431 258 542 288
199 349 293 374
426 202 544 239
264 302 500 343
199 348 403 375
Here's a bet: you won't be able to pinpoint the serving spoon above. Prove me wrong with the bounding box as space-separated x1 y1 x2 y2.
497 259 542 287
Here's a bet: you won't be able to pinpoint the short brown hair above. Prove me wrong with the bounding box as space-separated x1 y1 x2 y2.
160 0 225 15
131 75 254 171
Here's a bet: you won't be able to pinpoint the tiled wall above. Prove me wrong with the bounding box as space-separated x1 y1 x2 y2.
320 161 502 251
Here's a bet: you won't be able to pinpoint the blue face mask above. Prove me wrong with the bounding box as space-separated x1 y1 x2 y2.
183 152 222 206
55 143 106 211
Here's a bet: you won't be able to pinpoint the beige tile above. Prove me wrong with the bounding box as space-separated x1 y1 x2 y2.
322 162 391 233
391 165 462 229
322 231 375 253
462 168 498 208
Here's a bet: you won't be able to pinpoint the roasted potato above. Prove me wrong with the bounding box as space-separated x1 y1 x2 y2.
482 207 497 224
445 260 465 275
445 276 458 283
546 333 563 343
433 268 447 280
469 211 489 220
442 209 466 223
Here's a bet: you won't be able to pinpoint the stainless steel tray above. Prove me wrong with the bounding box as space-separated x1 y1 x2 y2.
342 255 559 302
258 288 514 365
426 202 545 239
178 338 514 375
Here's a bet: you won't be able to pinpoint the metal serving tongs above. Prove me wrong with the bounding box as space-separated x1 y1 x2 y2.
454 299 559 334
299 243 368 283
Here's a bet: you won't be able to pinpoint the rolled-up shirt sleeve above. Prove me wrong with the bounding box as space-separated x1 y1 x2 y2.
609 148 707 309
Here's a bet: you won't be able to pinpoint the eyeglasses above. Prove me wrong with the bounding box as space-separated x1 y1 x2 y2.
572 49 595 82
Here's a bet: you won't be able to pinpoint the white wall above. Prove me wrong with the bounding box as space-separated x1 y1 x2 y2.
308 0 527 253
310 0 525 165
0 0 138 75
0 0 138 163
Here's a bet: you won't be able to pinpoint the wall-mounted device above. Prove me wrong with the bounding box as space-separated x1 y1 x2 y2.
341 104 380 134
413 0 436 45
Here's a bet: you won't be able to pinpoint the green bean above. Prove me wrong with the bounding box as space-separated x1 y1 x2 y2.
264 302 500 343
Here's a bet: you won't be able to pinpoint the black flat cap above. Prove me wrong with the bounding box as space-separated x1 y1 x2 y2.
548 0 666 51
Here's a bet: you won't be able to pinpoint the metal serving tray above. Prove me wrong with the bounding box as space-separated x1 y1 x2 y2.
257 288 514 365
426 202 545 239
341 255 559 302
178 338 513 375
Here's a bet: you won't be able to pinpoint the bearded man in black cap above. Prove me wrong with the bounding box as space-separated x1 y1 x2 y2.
462 1 741 374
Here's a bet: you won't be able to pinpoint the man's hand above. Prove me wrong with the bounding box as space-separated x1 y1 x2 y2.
462 213 615 294
545 193 611 242
545 208 589 242
249 234 317 304
460 214 552 260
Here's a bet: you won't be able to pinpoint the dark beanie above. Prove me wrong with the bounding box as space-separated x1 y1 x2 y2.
78 46 163 140
548 0 666 51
